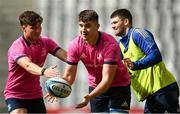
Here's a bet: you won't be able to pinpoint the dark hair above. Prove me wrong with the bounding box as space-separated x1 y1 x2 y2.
78 10 99 24
19 10 43 26
110 9 132 25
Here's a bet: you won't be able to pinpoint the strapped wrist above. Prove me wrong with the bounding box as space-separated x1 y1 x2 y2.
84 94 91 101
41 68 46 75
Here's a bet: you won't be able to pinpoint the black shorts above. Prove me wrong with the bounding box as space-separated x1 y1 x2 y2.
5 97 46 113
145 82 180 113
89 84 131 113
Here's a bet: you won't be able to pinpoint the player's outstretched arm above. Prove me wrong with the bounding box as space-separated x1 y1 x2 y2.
75 64 117 109
62 64 77 85
17 56 60 77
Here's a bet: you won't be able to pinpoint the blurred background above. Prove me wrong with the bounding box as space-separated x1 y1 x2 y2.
0 0 180 113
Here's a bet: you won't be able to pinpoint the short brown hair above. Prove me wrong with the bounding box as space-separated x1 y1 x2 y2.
110 9 132 25
19 10 43 26
78 10 99 24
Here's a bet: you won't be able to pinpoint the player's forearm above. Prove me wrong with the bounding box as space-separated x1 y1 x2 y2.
62 64 77 85
17 57 44 76
133 49 162 70
88 66 116 99
25 62 60 77
89 79 112 99
25 62 44 75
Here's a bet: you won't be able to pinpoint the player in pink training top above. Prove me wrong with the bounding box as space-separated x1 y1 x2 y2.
47 10 131 113
4 10 67 114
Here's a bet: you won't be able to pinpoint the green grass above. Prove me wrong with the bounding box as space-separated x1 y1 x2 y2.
0 107 7 113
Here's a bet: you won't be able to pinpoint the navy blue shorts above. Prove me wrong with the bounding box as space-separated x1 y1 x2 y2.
5 98 46 113
145 82 180 113
89 84 131 113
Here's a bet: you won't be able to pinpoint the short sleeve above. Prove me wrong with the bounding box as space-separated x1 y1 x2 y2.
9 42 26 62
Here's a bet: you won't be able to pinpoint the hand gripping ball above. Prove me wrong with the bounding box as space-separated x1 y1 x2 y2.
45 77 72 98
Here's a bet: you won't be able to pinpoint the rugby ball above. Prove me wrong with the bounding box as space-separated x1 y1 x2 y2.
45 77 72 98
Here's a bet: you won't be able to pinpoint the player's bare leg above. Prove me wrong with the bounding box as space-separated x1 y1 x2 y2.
10 108 27 114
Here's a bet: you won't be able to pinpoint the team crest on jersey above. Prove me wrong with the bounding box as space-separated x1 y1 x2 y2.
80 53 87 59
97 53 103 60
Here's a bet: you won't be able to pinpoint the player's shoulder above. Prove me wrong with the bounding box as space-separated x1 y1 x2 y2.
8 37 26 54
100 31 116 43
133 28 153 39
70 35 84 44
10 36 25 48
67 35 83 50
100 32 119 49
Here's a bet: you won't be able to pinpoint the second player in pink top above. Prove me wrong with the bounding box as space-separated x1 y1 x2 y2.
67 31 130 88
56 10 131 113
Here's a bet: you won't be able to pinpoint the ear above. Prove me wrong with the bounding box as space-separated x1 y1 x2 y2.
97 24 100 29
124 19 130 26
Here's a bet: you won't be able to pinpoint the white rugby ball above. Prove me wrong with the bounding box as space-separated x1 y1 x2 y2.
45 77 72 98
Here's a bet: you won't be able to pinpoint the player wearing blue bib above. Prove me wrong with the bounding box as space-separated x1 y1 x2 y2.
110 8 180 113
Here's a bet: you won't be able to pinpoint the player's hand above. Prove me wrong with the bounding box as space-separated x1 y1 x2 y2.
75 95 90 108
123 58 134 69
44 93 59 103
44 65 60 77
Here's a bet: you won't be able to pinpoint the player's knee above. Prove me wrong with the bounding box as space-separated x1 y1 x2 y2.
10 108 28 114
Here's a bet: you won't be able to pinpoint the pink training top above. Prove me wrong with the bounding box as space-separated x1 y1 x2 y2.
67 32 130 88
4 36 60 99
